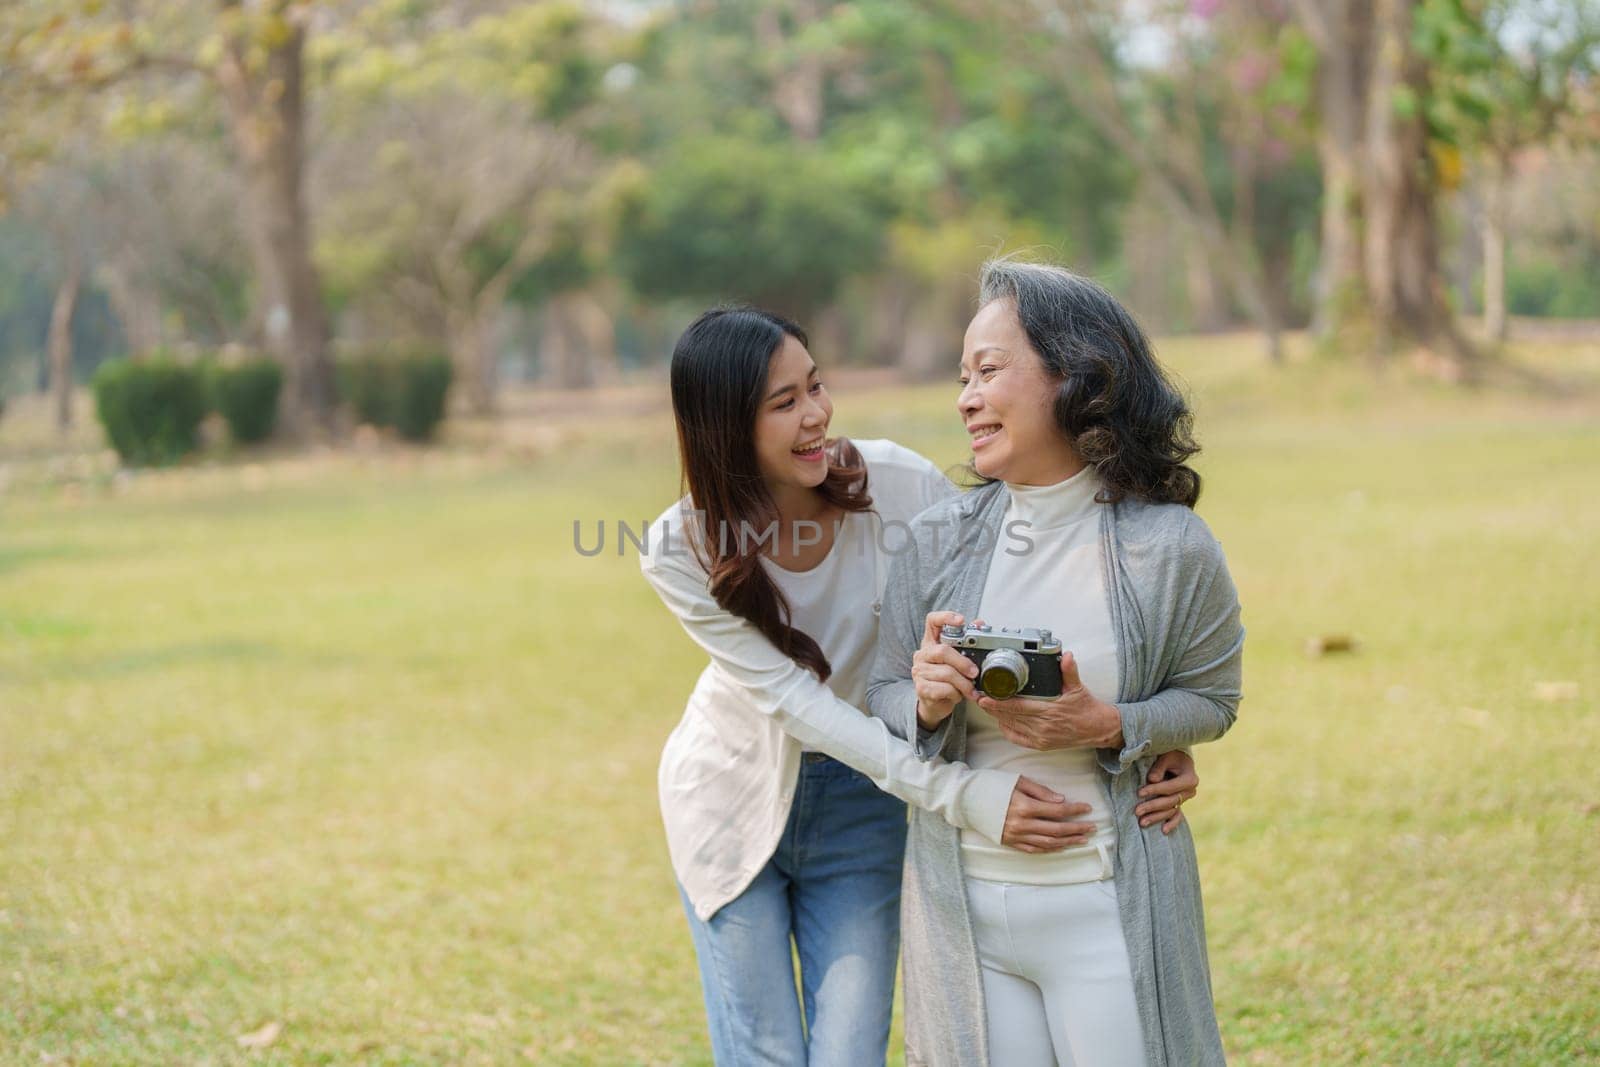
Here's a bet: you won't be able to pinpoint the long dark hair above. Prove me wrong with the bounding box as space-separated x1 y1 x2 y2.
977 257 1202 508
669 306 873 682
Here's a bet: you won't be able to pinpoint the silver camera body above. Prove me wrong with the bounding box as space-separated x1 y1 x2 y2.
939 622 1064 699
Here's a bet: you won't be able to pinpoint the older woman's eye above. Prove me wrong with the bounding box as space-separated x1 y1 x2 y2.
980 366 997 379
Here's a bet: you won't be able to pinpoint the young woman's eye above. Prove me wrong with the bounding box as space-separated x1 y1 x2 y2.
809 380 824 394
776 398 795 411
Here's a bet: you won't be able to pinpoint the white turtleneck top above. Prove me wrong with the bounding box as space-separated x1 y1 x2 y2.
961 465 1121 884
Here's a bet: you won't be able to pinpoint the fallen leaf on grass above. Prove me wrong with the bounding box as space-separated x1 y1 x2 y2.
1533 681 1580 702
237 1021 283 1049
1305 634 1359 657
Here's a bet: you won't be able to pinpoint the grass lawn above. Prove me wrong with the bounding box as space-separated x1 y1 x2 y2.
3 333 1598 1064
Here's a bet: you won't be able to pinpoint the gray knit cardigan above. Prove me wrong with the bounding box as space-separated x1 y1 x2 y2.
866 479 1244 1067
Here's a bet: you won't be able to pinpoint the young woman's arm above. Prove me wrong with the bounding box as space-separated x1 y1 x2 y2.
641 546 1018 844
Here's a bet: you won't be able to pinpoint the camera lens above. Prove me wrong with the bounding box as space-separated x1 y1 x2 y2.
978 648 1028 699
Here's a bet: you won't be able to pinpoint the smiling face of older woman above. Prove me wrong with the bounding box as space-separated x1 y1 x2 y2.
957 297 1084 487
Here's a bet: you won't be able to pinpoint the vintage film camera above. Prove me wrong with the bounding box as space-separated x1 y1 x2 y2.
939 622 1064 699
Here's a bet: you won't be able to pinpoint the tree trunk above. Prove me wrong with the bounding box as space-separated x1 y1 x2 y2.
448 305 498 414
1184 234 1230 332
537 289 621 390
1254 293 1286 366
540 292 589 390
1308 0 1372 344
890 272 971 381
1363 0 1477 376
870 275 915 369
1191 208 1285 363
216 10 335 432
48 260 81 434
98 259 165 355
567 289 620 385
1023 4 1283 362
811 304 850 369
1482 153 1510 343
757 0 825 141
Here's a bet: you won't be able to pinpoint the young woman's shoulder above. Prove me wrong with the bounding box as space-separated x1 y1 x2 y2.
846 437 958 521
639 495 705 581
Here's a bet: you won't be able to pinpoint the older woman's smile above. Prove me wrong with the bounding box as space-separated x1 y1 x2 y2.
967 423 1004 450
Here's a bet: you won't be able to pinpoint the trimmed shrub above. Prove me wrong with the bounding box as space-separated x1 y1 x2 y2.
336 354 398 430
212 358 283 444
337 347 452 442
92 357 208 466
393 354 452 442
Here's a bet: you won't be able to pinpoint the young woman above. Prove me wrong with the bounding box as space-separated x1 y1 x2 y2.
867 259 1244 1066
639 306 1201 1065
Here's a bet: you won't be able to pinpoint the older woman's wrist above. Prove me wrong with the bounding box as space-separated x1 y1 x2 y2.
1093 698 1126 750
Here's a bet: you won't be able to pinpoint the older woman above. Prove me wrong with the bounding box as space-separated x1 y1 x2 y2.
867 259 1244 1067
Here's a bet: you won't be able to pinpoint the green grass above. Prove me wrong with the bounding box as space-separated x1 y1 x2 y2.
3 335 1598 1064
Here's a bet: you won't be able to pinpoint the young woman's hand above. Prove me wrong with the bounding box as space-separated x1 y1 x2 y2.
911 611 980 731
976 651 1124 751
1000 777 1096 853
1134 750 1198 834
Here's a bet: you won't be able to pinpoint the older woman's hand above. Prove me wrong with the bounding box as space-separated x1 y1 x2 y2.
975 651 1124 751
1135 750 1198 834
911 611 980 731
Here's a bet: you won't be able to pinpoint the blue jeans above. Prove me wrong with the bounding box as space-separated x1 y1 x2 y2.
679 752 909 1066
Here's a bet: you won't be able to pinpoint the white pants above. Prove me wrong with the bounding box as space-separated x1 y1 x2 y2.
964 875 1148 1067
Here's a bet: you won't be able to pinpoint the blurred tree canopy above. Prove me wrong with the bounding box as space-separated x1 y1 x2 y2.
1 0 1596 432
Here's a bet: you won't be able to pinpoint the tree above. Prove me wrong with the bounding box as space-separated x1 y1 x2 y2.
0 20 104 432
1288 0 1374 343
1292 0 1484 375
972 0 1314 363
90 140 254 352
27 161 99 432
315 2 610 409
615 135 885 319
4 0 338 430
1361 0 1480 374
620 0 1134 373
1419 0 1600 341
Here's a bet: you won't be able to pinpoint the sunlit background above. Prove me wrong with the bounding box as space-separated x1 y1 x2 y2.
2 1 1597 1063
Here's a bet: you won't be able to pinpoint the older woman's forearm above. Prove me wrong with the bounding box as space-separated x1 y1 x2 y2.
868 675 954 760
865 676 917 741
1098 689 1237 774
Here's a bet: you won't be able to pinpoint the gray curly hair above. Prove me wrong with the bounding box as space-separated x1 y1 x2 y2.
976 256 1202 507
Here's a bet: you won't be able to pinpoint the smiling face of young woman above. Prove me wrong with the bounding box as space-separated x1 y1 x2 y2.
753 332 834 495
957 297 1083 486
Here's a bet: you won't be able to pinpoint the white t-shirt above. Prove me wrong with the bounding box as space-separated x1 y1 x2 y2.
962 466 1121 884
643 439 1024 921
765 508 885 749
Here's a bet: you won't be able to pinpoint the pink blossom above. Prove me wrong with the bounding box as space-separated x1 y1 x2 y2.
1231 52 1275 94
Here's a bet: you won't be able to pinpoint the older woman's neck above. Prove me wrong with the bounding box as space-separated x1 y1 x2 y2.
1006 450 1087 487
